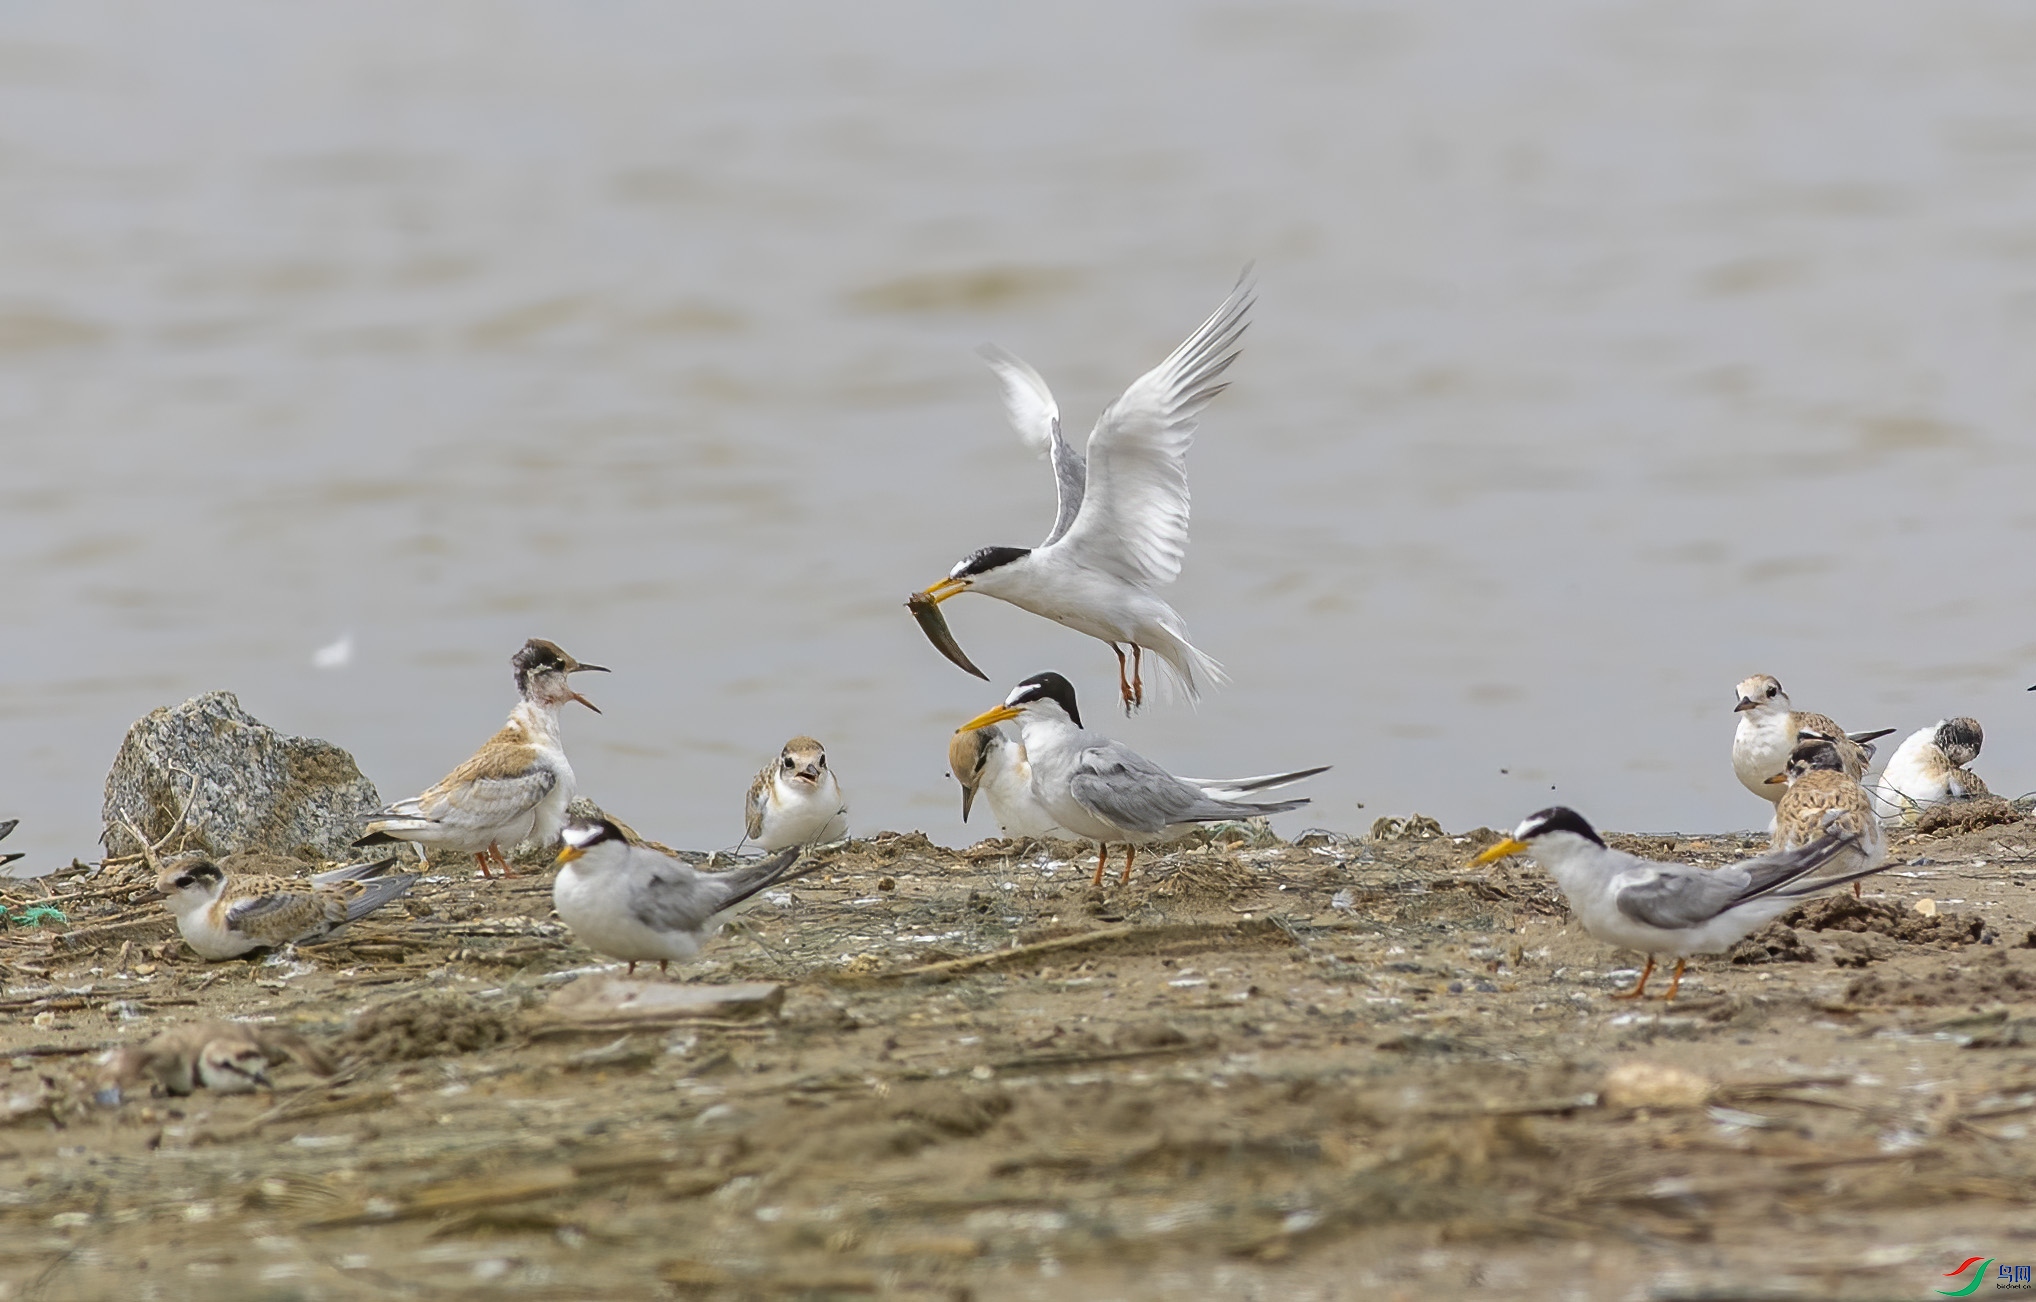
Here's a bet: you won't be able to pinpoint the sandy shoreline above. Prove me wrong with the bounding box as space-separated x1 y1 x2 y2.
2 815 2034 1299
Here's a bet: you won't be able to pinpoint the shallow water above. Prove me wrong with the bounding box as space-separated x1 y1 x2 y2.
4 2 2036 868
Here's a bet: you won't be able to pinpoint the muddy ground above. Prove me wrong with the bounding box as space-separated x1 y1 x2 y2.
3 809 2036 1301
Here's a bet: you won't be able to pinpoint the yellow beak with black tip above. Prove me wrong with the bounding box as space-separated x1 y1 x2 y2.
958 703 1024 733
1470 837 1529 867
1763 772 1788 786
556 845 586 865
920 576 969 604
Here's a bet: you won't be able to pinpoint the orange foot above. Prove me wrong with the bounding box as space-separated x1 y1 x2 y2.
1609 956 1656 999
1655 958 1688 1001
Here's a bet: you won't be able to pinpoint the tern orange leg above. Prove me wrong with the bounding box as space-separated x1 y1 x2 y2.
1130 645 1144 709
487 844 518 878
1111 644 1133 714
625 961 636 976
473 851 496 880
1657 958 1688 1001
1118 845 1137 886
1609 956 1655 999
1092 844 1110 887
659 960 670 975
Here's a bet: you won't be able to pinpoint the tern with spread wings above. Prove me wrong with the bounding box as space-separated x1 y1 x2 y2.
912 273 1253 712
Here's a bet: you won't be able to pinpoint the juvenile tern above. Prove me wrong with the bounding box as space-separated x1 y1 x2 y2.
949 723 1069 838
356 638 606 876
1731 674 1892 802
152 853 419 960
1870 718 1988 822
913 274 1254 711
745 737 849 850
554 818 816 974
955 671 1324 886
96 1021 335 1103
1766 736 1886 897
1471 806 1875 1000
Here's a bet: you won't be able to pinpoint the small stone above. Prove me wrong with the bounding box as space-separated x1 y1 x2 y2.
1600 1062 1712 1110
877 876 896 892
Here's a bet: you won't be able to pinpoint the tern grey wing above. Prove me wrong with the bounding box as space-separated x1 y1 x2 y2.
1051 270 1253 589
631 849 811 933
1611 866 1752 931
1067 741 1306 836
978 344 1084 546
1615 834 1861 929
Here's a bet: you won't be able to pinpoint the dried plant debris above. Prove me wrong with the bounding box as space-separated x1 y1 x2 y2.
344 993 519 1061
2 820 2036 1297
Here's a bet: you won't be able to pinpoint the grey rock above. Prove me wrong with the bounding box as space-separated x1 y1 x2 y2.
102 691 381 862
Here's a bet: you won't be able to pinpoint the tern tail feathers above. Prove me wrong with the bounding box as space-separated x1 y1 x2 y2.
309 857 399 888
351 831 404 849
343 873 421 923
710 850 820 915
1186 766 1331 801
1146 627 1227 705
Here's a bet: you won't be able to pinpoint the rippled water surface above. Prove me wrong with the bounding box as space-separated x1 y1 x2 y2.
5 2 2036 867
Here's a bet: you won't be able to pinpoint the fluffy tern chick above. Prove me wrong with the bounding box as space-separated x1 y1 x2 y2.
96 1021 335 1104
914 274 1253 711
956 671 1324 887
745 737 849 850
1871 718 1988 822
1766 736 1887 898
1731 674 1892 803
1473 807 1875 999
949 724 1069 838
554 818 817 974
357 638 606 876
153 853 419 960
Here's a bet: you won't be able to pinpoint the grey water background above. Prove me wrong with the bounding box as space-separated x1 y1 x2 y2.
4 2 2036 870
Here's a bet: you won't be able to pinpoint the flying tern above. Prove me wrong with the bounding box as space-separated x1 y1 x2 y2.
913 273 1253 712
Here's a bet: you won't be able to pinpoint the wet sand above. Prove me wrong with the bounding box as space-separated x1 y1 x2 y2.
3 813 2035 1300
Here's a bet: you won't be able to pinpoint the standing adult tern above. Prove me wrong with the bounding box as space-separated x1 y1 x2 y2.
1471 806 1878 1000
913 274 1253 712
955 671 1325 886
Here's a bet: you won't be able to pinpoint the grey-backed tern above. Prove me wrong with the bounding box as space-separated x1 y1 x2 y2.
1472 806 1876 1000
955 671 1324 886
